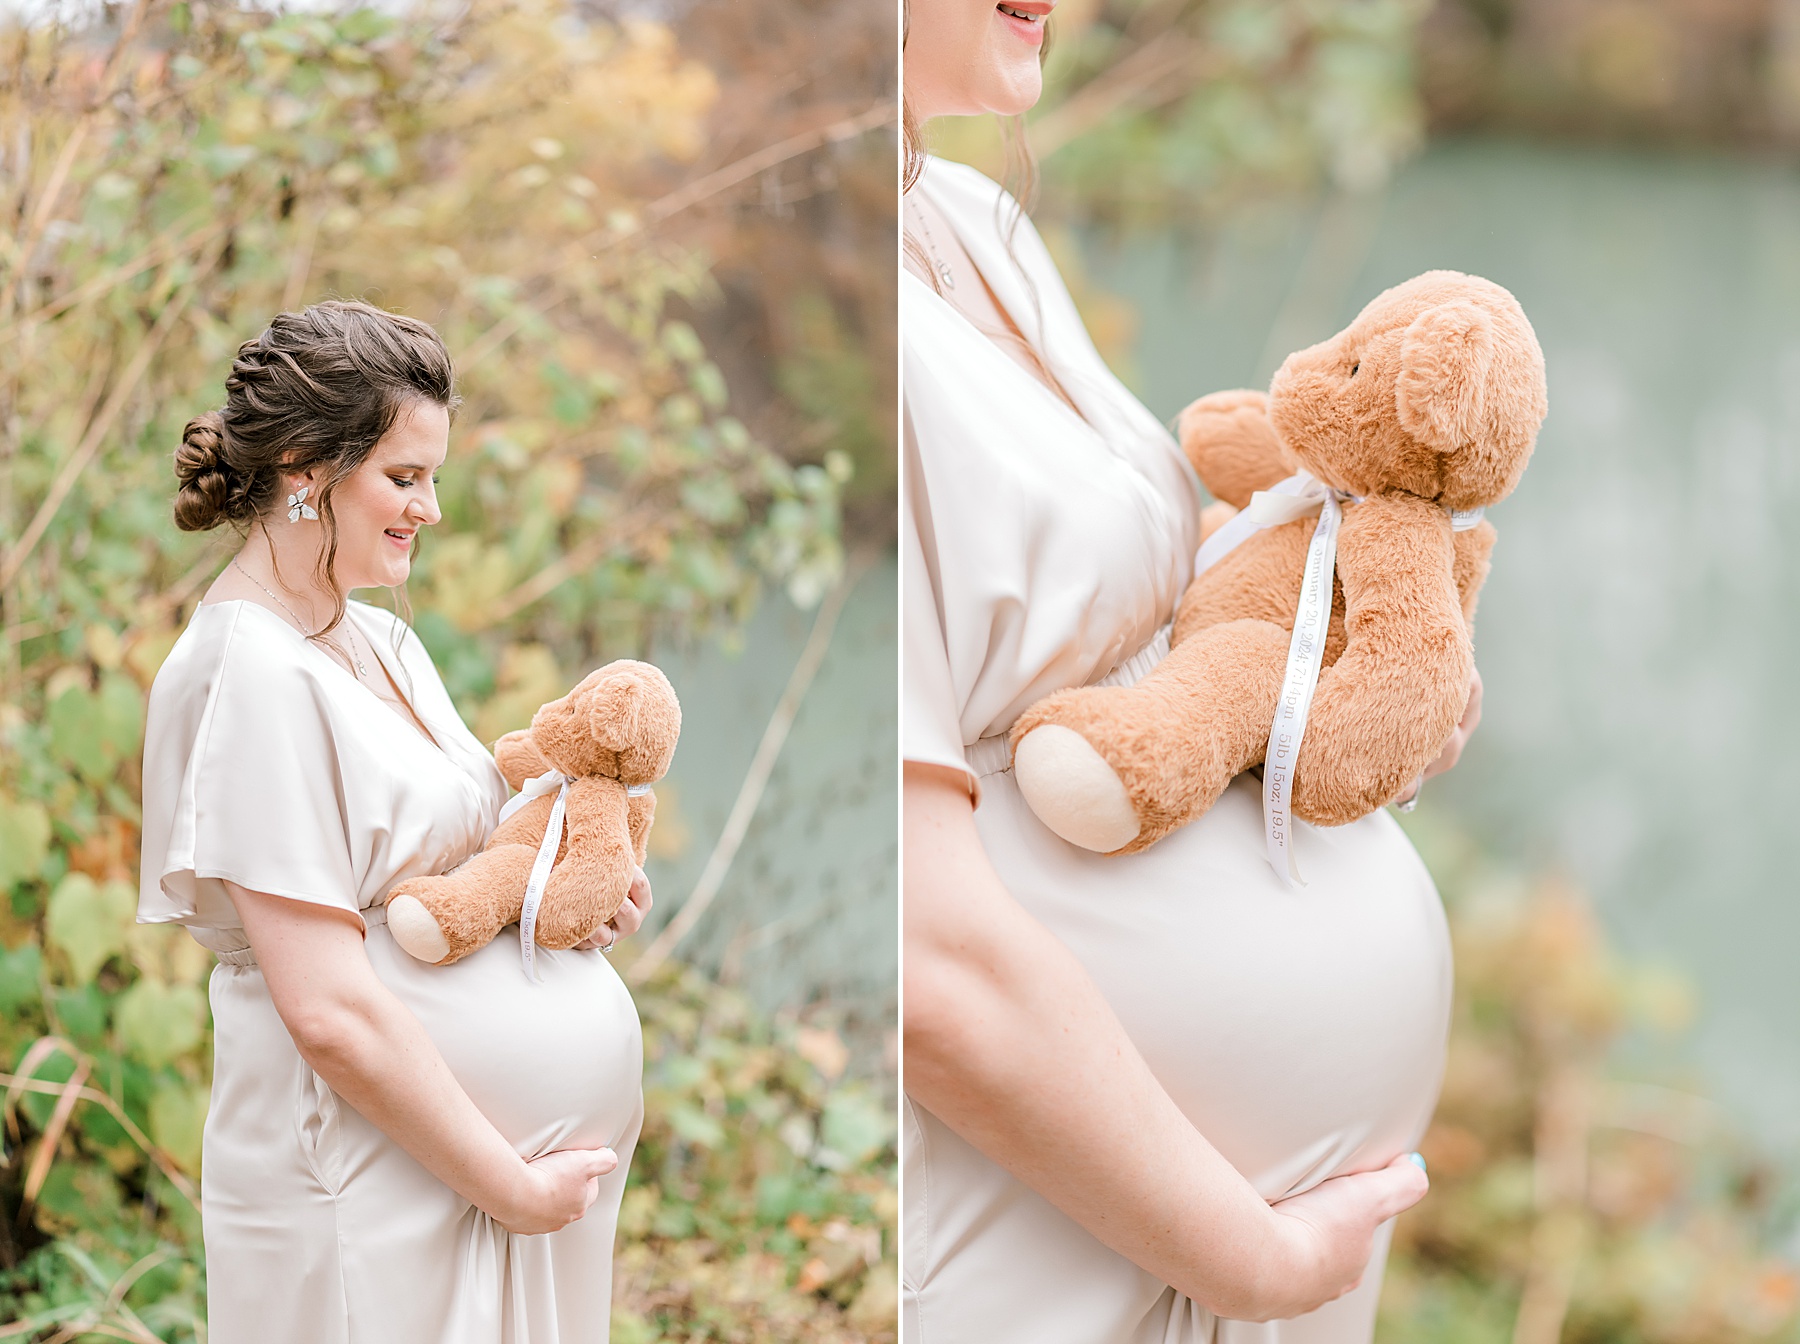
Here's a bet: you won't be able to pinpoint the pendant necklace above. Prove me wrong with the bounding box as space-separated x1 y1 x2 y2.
908 200 957 292
231 557 369 679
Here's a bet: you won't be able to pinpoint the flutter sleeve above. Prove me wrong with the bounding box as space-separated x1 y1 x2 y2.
901 406 979 801
138 604 364 931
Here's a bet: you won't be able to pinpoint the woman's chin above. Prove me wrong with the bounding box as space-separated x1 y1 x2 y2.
982 69 1043 118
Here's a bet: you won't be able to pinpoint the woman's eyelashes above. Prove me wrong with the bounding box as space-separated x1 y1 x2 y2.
390 474 441 488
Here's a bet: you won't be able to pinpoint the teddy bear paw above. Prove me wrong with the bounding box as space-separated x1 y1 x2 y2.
386 894 451 964
1013 724 1142 853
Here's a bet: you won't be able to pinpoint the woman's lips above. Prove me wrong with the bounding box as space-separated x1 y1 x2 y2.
384 528 414 549
996 1 1049 45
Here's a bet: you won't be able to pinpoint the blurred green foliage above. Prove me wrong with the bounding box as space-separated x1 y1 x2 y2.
930 0 1432 227
1419 0 1800 148
0 0 892 1337
1383 819 1800 1344
613 959 896 1343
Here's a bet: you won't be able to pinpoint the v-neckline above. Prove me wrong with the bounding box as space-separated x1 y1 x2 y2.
905 176 1104 439
203 598 447 754
346 604 447 752
904 267 1104 442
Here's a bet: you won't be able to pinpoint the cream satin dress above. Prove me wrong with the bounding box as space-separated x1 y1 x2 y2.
902 157 1452 1344
137 598 643 1344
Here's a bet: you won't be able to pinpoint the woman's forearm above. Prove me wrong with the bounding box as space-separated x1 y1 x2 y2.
903 766 1421 1320
284 967 535 1220
226 883 582 1230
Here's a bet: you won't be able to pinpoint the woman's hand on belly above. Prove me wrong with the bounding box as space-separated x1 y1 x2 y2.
1245 1154 1431 1319
498 1147 621 1235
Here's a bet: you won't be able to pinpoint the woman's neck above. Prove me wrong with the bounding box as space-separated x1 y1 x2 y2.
231 526 344 634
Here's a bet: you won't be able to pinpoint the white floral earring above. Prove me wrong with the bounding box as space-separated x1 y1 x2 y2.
286 485 318 523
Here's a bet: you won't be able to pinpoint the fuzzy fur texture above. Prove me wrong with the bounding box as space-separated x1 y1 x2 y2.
1011 270 1544 854
387 660 680 964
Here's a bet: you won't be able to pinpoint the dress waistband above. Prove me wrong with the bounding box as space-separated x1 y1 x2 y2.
214 902 388 967
965 623 1173 779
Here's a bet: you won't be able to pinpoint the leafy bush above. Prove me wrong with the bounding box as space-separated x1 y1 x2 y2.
929 0 1432 227
0 0 892 1337
1382 819 1800 1344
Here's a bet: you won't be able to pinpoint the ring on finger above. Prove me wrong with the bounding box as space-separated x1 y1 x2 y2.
600 926 618 955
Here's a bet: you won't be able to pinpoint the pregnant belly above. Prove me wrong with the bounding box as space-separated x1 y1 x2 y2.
365 922 644 1159
978 769 1452 1201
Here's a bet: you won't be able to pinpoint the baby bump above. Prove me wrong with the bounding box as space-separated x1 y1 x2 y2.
978 768 1451 1201
365 921 644 1159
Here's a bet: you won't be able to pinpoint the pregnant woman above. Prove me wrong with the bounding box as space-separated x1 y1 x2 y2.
902 4 1480 1340
136 301 650 1343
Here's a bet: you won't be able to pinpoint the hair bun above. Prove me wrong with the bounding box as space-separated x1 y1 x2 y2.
173 412 238 532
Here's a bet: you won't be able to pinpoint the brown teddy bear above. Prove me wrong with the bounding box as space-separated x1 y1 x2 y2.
386 660 681 966
1010 270 1546 859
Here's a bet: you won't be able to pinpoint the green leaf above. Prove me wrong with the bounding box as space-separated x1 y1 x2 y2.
49 686 110 781
0 795 51 888
95 672 145 762
660 320 704 364
0 942 44 1014
667 1102 726 1149
817 1088 891 1169
45 874 135 985
114 980 207 1068
149 1076 210 1174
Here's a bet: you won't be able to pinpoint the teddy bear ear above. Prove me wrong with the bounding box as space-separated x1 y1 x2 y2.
1395 300 1495 452
586 672 645 753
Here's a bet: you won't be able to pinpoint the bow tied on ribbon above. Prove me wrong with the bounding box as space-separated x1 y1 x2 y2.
1190 471 1484 885
500 768 654 981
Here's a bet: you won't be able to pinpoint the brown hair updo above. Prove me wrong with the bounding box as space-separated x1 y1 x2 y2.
174 300 458 630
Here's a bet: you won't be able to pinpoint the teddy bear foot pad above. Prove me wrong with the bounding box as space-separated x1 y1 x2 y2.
386 894 451 964
1014 725 1142 853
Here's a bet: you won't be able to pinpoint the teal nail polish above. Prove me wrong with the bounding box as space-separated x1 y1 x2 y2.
1407 1151 1427 1174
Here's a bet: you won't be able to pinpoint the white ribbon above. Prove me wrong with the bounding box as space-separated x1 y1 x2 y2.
518 779 569 981
1191 472 1486 884
501 769 655 981
499 768 567 826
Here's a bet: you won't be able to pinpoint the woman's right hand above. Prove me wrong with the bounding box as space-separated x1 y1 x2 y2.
1242 1153 1429 1320
498 1146 619 1235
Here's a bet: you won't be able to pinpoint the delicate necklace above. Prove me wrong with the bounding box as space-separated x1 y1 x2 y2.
907 199 957 292
231 557 368 678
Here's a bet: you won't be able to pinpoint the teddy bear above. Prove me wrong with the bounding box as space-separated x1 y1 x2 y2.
385 659 681 965
1009 269 1547 857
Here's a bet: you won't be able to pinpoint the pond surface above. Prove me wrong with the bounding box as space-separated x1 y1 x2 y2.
645 555 896 1053
1078 138 1800 1162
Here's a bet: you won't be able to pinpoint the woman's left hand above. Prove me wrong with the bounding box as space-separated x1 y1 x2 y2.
1395 665 1483 807
575 865 652 951
1423 664 1483 781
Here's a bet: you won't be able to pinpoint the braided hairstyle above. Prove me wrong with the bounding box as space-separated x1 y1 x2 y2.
173 300 458 632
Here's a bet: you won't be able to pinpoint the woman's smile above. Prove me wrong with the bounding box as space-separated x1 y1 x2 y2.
995 1 1051 45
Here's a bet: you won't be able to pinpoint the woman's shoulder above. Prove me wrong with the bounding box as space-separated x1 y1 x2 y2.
143 601 340 786
153 600 323 705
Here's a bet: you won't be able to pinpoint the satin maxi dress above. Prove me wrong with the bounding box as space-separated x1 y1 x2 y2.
901 158 1453 1344
136 598 644 1344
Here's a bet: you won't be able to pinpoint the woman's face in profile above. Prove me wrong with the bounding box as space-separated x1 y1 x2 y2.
303 399 449 592
906 0 1053 121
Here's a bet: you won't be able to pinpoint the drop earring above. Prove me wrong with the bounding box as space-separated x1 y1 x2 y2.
286 486 318 523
